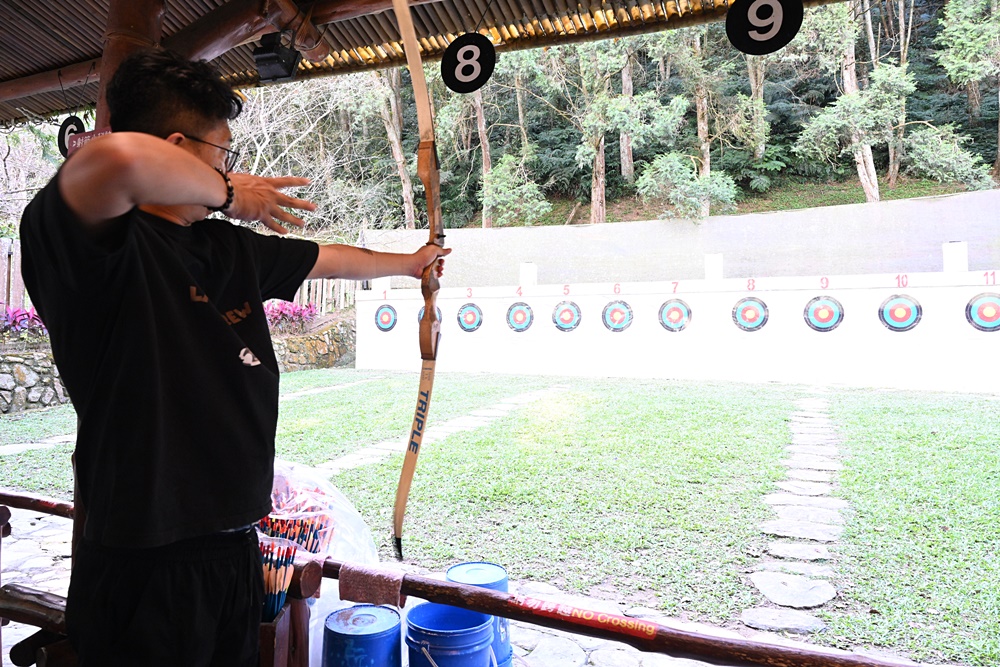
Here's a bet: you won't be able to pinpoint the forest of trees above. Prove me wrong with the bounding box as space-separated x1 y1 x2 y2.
1 0 998 242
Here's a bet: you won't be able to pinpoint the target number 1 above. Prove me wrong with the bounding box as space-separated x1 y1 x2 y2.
748 0 783 41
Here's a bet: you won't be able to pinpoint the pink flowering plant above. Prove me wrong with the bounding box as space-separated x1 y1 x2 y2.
264 301 317 336
1 306 48 347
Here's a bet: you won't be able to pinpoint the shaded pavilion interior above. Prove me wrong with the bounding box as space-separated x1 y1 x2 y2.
4 3 937 667
0 0 841 127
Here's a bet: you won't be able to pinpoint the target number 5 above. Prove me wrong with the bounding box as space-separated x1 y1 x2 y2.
748 0 783 41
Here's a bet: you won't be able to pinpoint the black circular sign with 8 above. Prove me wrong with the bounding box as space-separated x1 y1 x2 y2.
725 0 804 56
441 32 496 94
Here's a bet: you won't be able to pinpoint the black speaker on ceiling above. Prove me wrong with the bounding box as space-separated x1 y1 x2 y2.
253 32 302 84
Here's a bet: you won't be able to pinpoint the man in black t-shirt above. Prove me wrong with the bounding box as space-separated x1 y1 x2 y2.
20 50 448 666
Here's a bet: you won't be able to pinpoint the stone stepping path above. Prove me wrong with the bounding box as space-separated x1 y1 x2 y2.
0 435 75 457
743 392 852 635
317 385 569 475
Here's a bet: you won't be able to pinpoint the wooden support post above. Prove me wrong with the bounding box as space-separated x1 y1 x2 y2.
10 628 65 665
259 604 291 667
287 598 310 667
95 0 166 128
36 638 78 667
1 504 9 660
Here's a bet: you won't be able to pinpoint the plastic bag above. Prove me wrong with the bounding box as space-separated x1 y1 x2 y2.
261 460 382 665
260 459 379 564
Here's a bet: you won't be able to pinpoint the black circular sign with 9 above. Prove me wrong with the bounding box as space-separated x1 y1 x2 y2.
441 33 496 94
726 0 804 56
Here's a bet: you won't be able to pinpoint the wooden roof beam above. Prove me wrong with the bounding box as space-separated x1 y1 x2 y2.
0 59 101 107
0 0 335 107
171 0 331 63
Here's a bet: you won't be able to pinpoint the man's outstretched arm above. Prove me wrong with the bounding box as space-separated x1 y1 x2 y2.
307 244 450 281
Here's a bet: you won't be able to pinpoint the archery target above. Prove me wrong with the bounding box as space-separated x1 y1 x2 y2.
602 300 633 332
659 299 692 332
375 304 397 332
878 295 921 331
457 303 484 332
417 306 443 323
552 301 582 332
804 296 844 332
966 293 1000 332
733 297 769 331
507 302 534 332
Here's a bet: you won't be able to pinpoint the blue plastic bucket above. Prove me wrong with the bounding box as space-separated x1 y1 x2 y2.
322 604 401 667
446 562 512 665
405 602 495 667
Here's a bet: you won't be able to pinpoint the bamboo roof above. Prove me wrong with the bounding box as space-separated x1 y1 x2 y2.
0 0 831 125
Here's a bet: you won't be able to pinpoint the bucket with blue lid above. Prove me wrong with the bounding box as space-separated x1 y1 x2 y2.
405 602 496 667
446 562 512 667
322 604 402 667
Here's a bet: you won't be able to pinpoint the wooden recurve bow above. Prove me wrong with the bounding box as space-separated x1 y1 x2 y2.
390 0 445 560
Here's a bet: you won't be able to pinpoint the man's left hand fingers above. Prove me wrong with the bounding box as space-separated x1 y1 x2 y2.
276 193 317 212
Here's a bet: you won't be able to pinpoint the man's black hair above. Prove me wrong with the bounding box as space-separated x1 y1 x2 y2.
107 49 243 136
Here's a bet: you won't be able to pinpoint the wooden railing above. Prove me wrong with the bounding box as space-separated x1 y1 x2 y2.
1 490 925 667
290 277 356 314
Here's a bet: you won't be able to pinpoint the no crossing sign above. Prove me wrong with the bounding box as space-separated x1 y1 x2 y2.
726 0 804 56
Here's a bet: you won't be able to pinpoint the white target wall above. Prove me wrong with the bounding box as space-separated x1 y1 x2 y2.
356 255 1000 394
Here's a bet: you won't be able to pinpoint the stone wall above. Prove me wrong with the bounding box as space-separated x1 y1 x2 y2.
0 350 70 414
0 320 355 414
272 319 355 373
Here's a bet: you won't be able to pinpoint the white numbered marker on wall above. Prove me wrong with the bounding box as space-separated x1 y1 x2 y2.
726 0 804 55
441 32 496 94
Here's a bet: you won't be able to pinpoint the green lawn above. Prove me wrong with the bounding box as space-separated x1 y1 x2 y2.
336 379 794 623
1 371 996 664
274 369 553 465
734 177 967 214
0 404 76 447
451 178 970 227
821 391 1000 666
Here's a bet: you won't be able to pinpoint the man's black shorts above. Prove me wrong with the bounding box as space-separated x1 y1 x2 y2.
66 528 264 667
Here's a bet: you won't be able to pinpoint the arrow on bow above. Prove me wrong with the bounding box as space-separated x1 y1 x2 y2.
391 0 445 560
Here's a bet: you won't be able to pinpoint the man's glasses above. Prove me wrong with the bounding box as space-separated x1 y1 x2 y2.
184 135 240 173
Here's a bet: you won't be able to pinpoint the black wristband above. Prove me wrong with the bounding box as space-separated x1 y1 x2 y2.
207 167 234 213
